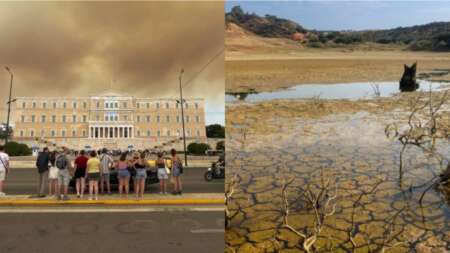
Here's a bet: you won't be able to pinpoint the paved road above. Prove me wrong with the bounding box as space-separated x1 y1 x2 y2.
0 207 224 253
4 167 223 195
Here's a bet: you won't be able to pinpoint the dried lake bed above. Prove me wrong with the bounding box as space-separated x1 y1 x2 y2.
225 86 450 253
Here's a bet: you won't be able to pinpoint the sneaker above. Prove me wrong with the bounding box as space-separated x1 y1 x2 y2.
0 192 6 197
38 194 46 198
171 191 178 195
177 191 182 195
95 197 98 201
88 197 93 201
159 192 163 194
77 195 80 198
57 195 62 200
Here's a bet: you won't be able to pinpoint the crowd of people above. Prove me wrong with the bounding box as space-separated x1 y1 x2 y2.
30 147 184 200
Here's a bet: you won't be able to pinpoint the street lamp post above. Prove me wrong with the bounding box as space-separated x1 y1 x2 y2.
178 69 188 167
4 67 13 144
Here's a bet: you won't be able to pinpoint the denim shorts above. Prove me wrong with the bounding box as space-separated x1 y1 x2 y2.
57 169 71 186
172 167 181 177
135 169 147 179
157 168 168 180
118 169 130 178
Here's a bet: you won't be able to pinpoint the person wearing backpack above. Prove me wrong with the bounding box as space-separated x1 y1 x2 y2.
55 147 73 200
35 147 50 198
170 149 183 195
99 148 114 195
0 145 10 197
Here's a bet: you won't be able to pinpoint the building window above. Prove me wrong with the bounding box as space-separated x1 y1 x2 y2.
137 103 140 109
96 102 100 108
63 102 67 109
176 115 180 123
51 130 55 137
22 102 26 108
197 130 200 136
31 115 36 123
62 115 66 123
147 130 151 136
176 103 179 109
165 103 169 109
185 103 188 109
166 116 170 122
32 102 36 108
20 130 24 137
115 102 118 108
72 130 76 137
147 103 151 109
105 115 109 121
30 130 34 137
124 115 128 121
83 115 87 122
137 130 140 137
186 116 190 123
105 103 109 109
53 102 57 109
82 130 86 137
123 102 127 108
73 102 77 109
96 115 100 121
146 116 150 122
167 130 170 136
52 115 56 123
177 129 181 136
157 115 160 123
137 116 140 122
72 115 76 123
186 129 191 136
157 130 161 137
41 115 46 123
83 102 87 108
195 103 198 109
196 116 200 123
21 115 25 123
43 102 47 109
62 130 66 137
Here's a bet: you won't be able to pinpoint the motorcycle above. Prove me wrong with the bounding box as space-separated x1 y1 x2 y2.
204 162 225 181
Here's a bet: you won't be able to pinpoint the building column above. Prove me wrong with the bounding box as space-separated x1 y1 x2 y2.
130 127 133 138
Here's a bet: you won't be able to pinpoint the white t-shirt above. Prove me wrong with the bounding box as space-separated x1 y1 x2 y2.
0 152 10 172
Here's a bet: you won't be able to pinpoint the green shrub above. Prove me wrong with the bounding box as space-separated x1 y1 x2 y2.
4 141 32 156
308 41 323 48
409 39 433 51
187 143 211 155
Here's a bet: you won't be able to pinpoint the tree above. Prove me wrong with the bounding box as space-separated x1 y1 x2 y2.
0 124 13 140
206 124 225 138
187 143 211 155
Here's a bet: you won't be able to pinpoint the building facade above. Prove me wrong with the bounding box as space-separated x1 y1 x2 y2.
12 92 206 150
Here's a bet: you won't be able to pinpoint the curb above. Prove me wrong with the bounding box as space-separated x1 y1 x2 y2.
0 198 224 206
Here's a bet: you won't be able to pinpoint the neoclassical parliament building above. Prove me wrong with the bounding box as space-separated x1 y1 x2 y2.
12 92 206 150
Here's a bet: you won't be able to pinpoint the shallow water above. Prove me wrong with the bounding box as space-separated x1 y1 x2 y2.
226 80 446 102
226 108 450 252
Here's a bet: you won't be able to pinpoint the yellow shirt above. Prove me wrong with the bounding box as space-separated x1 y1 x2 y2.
87 158 101 173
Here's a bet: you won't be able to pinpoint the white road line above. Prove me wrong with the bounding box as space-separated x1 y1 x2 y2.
190 229 224 233
0 207 224 213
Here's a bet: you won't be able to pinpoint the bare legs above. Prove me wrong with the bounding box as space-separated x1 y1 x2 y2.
119 177 129 198
88 180 98 200
100 176 111 194
135 178 145 199
159 179 167 194
75 177 85 198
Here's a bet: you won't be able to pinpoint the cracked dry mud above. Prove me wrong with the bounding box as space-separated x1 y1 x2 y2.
225 92 450 253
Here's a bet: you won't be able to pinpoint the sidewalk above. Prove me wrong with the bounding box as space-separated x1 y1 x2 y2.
0 193 224 205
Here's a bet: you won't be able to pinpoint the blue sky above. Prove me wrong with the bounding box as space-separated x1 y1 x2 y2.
226 1 450 31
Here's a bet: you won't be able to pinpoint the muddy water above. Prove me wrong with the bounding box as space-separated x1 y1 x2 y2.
226 107 450 253
225 81 446 102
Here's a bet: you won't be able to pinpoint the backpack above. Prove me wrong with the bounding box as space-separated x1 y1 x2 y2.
56 155 67 170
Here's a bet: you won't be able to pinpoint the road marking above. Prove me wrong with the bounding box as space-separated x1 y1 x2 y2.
0 207 224 213
190 229 224 233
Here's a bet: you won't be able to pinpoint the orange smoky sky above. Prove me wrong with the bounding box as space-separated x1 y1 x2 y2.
0 1 224 125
